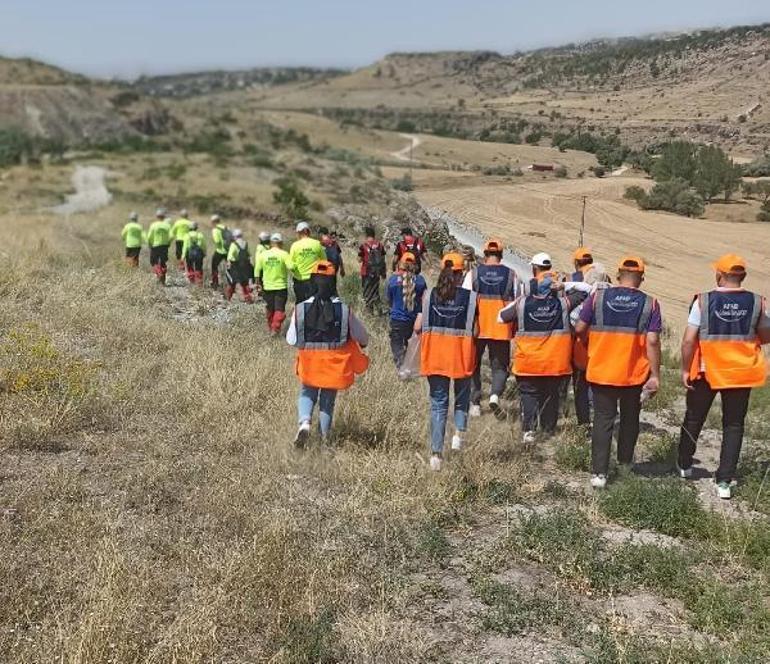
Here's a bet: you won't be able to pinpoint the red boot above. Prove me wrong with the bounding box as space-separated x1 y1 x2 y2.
242 284 254 304
271 310 286 334
224 285 235 301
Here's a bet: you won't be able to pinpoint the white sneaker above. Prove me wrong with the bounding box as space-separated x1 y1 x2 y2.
522 431 536 445
451 434 463 451
677 465 693 479
489 394 502 417
716 481 732 500
430 454 442 472
590 474 607 489
469 404 482 418
294 421 311 448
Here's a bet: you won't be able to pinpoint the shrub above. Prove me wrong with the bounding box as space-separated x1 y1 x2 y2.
640 178 705 217
624 185 647 203
554 166 568 178
758 200 770 222
390 174 413 192
272 177 310 218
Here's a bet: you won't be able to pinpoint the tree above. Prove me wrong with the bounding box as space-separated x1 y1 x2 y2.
692 145 737 202
640 178 704 217
624 185 647 203
272 177 310 219
0 128 33 167
758 200 770 222
652 141 698 184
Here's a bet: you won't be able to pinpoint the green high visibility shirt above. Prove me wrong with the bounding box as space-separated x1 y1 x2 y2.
171 217 192 242
289 237 325 282
255 247 293 291
121 222 144 248
254 243 270 261
182 230 206 259
212 224 228 255
146 220 172 248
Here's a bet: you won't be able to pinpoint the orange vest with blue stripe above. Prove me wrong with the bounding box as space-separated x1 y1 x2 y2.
586 287 655 387
295 301 369 389
471 264 519 340
688 290 767 389
513 295 572 376
420 287 477 379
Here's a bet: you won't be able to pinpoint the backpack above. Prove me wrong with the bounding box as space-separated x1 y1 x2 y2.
366 242 386 277
220 226 234 252
188 237 204 262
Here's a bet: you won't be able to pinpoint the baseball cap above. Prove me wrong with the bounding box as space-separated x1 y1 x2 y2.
129 211 138 221
573 247 593 261
259 231 270 241
180 209 188 217
712 254 747 275
233 229 243 238
312 260 337 276
210 214 221 223
530 252 552 268
484 239 504 254
296 221 311 233
270 232 283 243
155 207 166 217
618 256 646 273
441 252 465 272
399 252 416 265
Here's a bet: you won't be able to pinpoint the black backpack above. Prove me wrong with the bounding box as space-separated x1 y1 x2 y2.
220 226 234 252
366 243 386 277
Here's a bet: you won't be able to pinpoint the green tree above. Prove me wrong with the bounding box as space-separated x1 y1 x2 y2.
693 145 741 202
652 141 698 184
0 128 33 167
641 178 704 217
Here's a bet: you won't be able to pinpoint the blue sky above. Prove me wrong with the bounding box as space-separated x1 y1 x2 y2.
2 0 769 78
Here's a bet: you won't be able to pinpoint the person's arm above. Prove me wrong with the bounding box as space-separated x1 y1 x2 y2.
349 312 369 348
574 293 595 343
121 226 128 242
181 236 189 259
226 243 237 265
758 297 770 345
561 281 592 294
645 332 662 394
498 299 518 324
413 289 429 333
681 327 699 390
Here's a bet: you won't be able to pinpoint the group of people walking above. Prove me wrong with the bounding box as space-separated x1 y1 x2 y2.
122 211 768 499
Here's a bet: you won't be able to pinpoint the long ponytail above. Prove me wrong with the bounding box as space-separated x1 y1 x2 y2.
436 266 458 303
401 262 417 312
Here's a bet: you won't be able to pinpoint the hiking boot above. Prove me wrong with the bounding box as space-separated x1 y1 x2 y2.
429 454 442 472
451 434 463 452
677 465 693 479
469 404 482 418
522 431 536 445
489 394 502 418
294 422 311 449
590 474 608 489
716 481 732 500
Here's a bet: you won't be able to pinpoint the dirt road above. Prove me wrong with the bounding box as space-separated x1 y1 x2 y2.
391 134 422 162
53 165 112 215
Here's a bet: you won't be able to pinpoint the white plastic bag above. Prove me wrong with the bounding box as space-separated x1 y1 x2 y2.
398 334 421 381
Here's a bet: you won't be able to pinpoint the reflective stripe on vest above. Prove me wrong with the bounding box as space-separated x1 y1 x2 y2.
421 287 477 379
513 296 572 376
587 287 654 386
692 290 767 389
296 301 350 350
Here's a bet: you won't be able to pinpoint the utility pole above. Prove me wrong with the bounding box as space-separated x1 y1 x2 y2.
409 138 413 180
579 196 587 246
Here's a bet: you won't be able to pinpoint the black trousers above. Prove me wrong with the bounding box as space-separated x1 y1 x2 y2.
591 383 643 475
150 245 169 268
125 247 141 259
211 252 227 284
186 255 204 274
472 339 510 404
678 378 751 483
362 274 383 310
574 369 591 425
174 240 184 261
264 289 288 314
517 375 562 433
389 319 415 367
293 279 315 304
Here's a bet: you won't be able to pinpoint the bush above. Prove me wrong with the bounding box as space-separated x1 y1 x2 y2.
0 127 34 166
390 174 413 192
642 178 705 217
272 177 310 218
554 166 568 178
624 185 647 203
758 200 770 222
593 166 606 178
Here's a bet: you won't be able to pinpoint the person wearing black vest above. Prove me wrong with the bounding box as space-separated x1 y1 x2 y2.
225 229 254 303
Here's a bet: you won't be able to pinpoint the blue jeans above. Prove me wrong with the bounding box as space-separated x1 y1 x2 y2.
427 375 471 455
298 384 338 436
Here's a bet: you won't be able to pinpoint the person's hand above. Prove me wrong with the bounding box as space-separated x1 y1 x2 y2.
682 371 695 391
550 281 565 292
643 376 660 395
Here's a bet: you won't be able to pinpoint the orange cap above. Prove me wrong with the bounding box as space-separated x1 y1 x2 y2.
399 252 416 265
483 239 504 253
712 253 747 275
312 260 337 276
441 252 465 272
573 247 593 261
617 256 646 273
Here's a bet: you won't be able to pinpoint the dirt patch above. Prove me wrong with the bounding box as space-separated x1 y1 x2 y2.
52 165 112 215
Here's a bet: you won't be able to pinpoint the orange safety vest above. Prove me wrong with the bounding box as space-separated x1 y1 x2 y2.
294 301 369 390
420 287 478 379
688 290 767 389
586 287 655 387
471 264 519 340
513 295 572 376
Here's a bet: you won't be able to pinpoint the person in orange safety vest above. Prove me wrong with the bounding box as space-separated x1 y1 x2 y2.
463 239 520 419
286 260 370 448
678 254 770 500
574 256 662 490
414 252 478 472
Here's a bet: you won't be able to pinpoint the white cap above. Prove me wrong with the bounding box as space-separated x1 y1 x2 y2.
129 211 138 221
530 252 552 268
233 228 243 238
155 207 166 217
189 221 198 230
259 231 270 241
210 214 221 223
296 221 311 233
270 232 283 243
180 209 188 217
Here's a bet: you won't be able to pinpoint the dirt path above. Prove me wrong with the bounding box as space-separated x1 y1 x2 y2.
391 133 422 162
53 165 112 215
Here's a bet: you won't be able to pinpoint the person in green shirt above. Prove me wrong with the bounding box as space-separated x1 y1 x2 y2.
121 211 144 267
255 231 271 260
289 221 325 303
255 232 294 335
146 211 173 284
182 221 207 285
170 208 192 269
224 229 254 303
210 214 232 289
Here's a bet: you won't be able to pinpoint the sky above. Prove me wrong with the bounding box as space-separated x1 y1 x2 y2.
2 0 769 79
